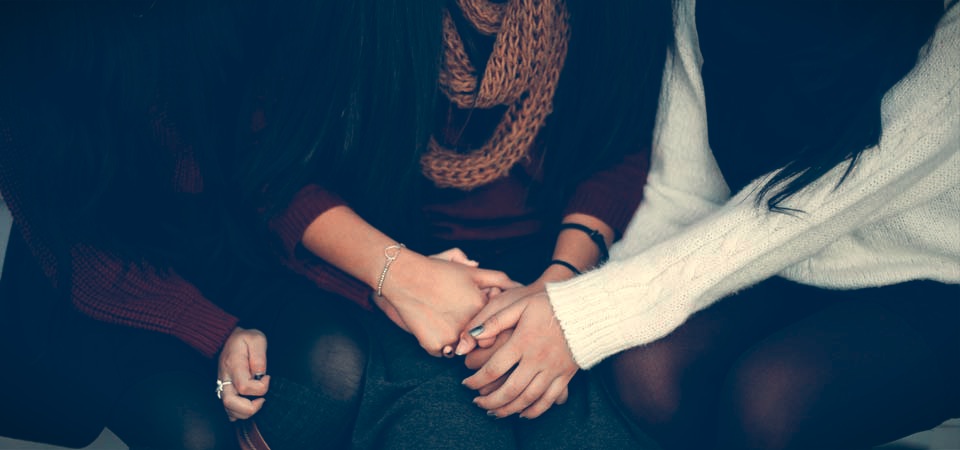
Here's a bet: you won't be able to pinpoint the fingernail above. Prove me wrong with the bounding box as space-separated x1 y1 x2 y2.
442 345 454 357
487 411 497 417
469 325 484 337
454 341 468 356
253 372 266 381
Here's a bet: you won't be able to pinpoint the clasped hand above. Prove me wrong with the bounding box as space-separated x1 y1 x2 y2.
373 248 520 357
457 288 579 419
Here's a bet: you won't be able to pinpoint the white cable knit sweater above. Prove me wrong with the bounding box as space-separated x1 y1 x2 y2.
547 0 960 369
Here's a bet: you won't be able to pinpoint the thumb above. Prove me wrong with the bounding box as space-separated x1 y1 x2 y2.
465 299 524 342
432 247 478 267
472 269 521 291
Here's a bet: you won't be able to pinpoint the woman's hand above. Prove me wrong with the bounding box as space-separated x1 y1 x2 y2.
374 250 519 358
463 328 572 406
455 263 576 356
217 327 271 421
375 248 479 335
461 292 578 419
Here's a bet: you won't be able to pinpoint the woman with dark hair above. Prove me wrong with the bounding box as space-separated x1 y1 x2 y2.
230 0 672 448
457 1 960 449
0 2 374 448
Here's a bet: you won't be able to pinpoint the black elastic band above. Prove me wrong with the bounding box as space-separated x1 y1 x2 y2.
559 222 609 265
549 259 582 276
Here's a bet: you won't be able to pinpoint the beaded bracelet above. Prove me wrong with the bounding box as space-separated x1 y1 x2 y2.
558 222 609 265
376 243 405 297
549 259 582 276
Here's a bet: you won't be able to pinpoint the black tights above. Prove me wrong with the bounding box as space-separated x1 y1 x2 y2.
606 278 960 450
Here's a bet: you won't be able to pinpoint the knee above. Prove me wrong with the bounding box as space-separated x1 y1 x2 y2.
305 327 366 401
718 354 809 450
270 308 368 403
607 345 685 426
175 410 235 450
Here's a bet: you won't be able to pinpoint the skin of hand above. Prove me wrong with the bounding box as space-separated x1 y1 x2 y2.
373 247 481 355
463 328 570 405
218 327 271 422
300 206 518 358
374 249 520 358
455 262 576 355
461 292 578 419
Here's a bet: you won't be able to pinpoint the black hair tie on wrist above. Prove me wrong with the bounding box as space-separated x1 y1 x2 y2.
559 223 609 265
549 259 582 276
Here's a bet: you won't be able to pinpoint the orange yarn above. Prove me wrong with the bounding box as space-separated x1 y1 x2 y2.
420 0 570 190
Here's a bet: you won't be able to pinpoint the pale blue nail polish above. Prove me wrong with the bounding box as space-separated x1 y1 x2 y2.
469 325 484 337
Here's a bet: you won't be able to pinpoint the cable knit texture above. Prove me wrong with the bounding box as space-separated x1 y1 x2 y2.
547 0 960 369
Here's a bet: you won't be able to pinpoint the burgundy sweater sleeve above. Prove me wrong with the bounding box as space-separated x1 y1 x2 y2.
563 149 650 238
70 245 238 358
0 122 237 359
267 184 373 309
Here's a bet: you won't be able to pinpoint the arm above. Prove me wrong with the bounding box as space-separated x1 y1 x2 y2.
268 184 374 306
70 244 239 357
299 204 518 356
549 0 960 369
0 123 239 359
463 1 960 418
456 144 650 353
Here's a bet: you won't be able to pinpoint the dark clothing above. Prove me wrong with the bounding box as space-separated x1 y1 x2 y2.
697 0 943 192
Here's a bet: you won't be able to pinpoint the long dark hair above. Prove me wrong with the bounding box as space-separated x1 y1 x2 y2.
696 1 943 212
0 1 252 266
238 0 672 239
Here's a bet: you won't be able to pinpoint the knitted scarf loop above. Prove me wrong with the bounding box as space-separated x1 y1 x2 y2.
420 0 570 190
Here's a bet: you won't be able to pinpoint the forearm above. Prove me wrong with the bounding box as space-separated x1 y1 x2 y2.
70 244 238 358
544 213 614 281
300 205 434 296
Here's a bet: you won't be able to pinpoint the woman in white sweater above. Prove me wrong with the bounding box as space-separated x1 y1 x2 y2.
457 1 959 448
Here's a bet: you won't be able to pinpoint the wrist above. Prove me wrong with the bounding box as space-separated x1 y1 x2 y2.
539 263 578 284
376 248 430 302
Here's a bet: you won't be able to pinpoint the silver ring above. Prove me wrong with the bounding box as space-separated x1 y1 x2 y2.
216 379 233 400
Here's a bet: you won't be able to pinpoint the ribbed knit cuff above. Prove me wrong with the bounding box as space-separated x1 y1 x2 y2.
173 298 240 358
546 266 636 369
269 184 347 257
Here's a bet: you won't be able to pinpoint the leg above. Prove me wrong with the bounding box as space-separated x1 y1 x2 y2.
251 290 368 450
107 369 236 450
717 281 960 449
351 312 517 450
605 277 837 449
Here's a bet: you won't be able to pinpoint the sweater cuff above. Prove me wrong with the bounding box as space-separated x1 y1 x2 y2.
269 184 347 257
173 298 240 358
546 258 680 369
546 266 633 369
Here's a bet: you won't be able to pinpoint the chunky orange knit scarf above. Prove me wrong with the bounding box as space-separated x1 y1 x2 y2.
420 0 570 190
